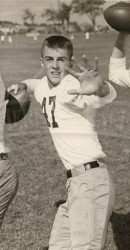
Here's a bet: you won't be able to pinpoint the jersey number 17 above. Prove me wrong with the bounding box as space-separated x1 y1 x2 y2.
42 96 58 128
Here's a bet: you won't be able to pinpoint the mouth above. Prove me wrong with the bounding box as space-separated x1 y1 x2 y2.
51 71 61 76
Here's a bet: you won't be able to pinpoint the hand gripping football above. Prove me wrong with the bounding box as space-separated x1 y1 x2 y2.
5 88 31 124
104 2 130 33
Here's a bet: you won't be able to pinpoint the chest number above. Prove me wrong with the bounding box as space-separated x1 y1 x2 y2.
42 96 58 128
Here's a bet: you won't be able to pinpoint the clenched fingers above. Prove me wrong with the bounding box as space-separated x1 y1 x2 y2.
7 84 19 94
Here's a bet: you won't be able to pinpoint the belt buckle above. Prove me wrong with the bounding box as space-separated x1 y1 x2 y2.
0 153 8 160
67 169 72 178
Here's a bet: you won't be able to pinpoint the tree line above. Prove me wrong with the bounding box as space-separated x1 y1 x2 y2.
23 0 105 33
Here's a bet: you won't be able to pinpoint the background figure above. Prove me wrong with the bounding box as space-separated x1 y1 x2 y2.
85 32 90 40
0 35 5 45
0 76 18 228
8 35 13 44
70 34 74 40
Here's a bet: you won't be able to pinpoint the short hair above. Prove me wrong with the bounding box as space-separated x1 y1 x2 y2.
41 35 73 60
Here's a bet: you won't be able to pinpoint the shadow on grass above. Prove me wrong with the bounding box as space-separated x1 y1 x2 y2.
111 212 130 250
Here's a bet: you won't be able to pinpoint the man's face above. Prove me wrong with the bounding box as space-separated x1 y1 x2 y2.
41 46 71 87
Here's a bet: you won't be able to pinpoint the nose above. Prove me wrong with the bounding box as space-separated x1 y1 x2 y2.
52 60 59 69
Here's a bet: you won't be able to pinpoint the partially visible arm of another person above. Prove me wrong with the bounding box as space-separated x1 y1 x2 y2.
0 75 8 153
109 32 130 88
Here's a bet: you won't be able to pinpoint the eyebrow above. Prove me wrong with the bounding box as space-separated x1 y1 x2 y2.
44 56 68 59
44 56 53 59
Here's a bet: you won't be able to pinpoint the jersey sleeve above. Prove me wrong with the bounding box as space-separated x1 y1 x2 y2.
22 79 40 94
59 75 116 110
80 81 117 109
109 57 130 88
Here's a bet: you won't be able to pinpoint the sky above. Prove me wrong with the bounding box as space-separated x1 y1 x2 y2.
0 0 127 25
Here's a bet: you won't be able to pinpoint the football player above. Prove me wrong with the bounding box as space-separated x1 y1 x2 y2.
0 76 18 228
8 35 116 250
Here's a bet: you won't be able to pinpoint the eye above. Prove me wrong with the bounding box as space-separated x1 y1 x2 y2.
47 58 52 61
58 58 65 62
45 58 53 62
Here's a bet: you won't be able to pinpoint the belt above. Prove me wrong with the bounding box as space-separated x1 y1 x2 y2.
0 153 8 160
67 161 99 179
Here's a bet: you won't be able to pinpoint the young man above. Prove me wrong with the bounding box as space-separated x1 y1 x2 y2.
0 76 18 228
109 32 130 87
8 35 116 250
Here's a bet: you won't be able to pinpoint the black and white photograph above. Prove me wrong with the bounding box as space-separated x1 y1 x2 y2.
0 0 130 249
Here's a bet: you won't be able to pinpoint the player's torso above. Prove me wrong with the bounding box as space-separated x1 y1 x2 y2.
34 76 105 166
34 75 96 131
41 87 59 129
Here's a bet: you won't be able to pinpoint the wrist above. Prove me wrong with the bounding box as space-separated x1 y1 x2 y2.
96 81 109 97
116 32 128 47
19 82 27 90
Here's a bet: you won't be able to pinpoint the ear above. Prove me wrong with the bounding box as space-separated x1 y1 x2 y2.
40 58 44 67
69 59 73 68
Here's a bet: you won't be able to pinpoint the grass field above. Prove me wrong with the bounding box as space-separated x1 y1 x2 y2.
0 32 130 250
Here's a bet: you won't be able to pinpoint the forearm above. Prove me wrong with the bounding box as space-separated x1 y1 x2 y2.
82 82 117 109
19 82 27 90
111 33 129 58
95 82 117 108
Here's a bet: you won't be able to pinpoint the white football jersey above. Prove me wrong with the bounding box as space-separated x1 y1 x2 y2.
23 74 116 169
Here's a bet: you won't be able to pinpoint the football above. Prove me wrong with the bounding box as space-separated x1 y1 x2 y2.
104 2 130 32
5 88 31 124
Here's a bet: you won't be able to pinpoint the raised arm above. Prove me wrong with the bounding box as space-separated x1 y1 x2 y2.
111 32 128 58
0 75 8 153
109 33 130 88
